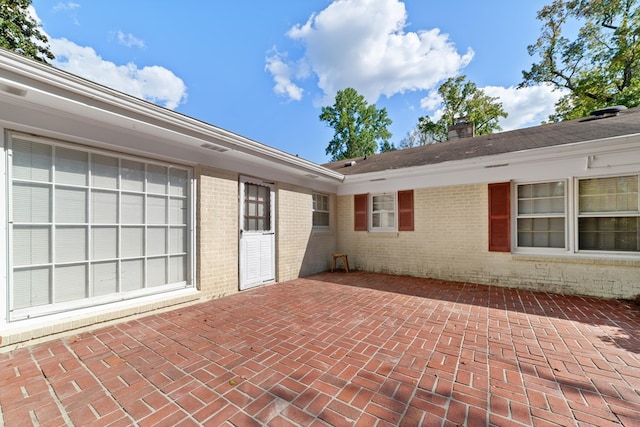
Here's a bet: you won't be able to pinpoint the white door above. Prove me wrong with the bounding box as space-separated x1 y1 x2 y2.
239 177 275 290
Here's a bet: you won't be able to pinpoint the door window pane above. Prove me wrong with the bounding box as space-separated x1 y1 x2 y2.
244 183 270 231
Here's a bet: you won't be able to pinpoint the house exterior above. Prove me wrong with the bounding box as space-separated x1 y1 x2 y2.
0 50 342 347
1 48 639 348
324 107 640 300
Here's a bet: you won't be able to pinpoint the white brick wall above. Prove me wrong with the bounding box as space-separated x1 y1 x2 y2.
337 184 640 299
197 166 240 299
276 184 337 281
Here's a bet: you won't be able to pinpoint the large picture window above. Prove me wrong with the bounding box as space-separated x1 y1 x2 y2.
516 181 566 248
510 175 640 254
578 175 639 251
9 133 193 320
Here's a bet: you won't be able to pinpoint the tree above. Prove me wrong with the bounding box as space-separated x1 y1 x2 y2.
0 0 54 63
320 87 393 161
521 0 640 121
402 76 507 147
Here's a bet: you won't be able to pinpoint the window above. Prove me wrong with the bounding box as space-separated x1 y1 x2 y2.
244 183 270 231
505 175 640 254
578 175 639 251
354 191 414 232
371 193 395 231
312 193 330 228
9 133 193 320
517 181 566 248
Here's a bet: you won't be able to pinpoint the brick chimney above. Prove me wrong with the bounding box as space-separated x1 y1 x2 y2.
447 117 474 141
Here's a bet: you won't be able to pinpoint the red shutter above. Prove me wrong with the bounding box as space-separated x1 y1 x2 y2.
398 190 414 231
488 182 511 252
354 194 368 231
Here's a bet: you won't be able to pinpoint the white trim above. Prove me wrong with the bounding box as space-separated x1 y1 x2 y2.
312 192 331 230
1 131 7 328
369 192 397 232
512 180 568 252
511 174 640 258
5 132 196 322
0 50 344 186
337 134 640 195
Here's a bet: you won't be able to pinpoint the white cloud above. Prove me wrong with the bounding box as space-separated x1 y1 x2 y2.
115 31 145 49
53 2 80 12
417 83 565 132
50 38 187 110
29 5 186 110
483 84 567 130
267 0 473 104
264 49 305 101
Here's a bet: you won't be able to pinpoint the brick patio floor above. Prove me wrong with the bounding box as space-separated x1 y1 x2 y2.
1 272 639 426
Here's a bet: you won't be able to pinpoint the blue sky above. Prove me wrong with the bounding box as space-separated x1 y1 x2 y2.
31 0 563 163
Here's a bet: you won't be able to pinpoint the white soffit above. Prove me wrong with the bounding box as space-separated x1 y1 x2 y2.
0 50 343 187
337 133 640 195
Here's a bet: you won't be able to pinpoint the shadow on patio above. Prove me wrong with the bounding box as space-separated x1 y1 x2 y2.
1 272 638 426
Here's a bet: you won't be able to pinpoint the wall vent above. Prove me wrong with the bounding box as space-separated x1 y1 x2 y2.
200 143 229 152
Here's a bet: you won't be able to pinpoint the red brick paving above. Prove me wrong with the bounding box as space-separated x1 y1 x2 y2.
1 272 639 426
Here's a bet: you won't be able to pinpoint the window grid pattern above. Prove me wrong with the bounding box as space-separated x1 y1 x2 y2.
244 183 270 232
517 181 566 248
312 193 330 228
371 194 395 230
10 136 191 314
578 175 639 251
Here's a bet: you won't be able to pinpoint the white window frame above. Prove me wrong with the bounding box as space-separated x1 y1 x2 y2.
576 174 640 253
370 192 397 232
512 174 640 256
7 132 196 321
312 192 330 229
514 180 568 252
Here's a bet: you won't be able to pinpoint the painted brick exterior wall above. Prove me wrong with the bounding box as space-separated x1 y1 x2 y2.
277 184 337 281
337 184 640 299
196 166 240 299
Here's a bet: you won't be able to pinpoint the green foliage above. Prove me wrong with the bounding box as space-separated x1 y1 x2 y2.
521 0 640 121
320 88 393 161
403 76 507 148
0 0 54 63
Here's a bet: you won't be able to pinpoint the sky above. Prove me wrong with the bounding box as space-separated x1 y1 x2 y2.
30 0 565 164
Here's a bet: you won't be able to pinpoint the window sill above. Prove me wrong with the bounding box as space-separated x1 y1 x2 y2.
512 252 640 267
367 231 399 238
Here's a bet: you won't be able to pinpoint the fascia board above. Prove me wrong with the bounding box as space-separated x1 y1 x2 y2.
337 133 640 195
0 50 344 183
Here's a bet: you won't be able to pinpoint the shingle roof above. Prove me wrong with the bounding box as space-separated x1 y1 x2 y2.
322 106 640 175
